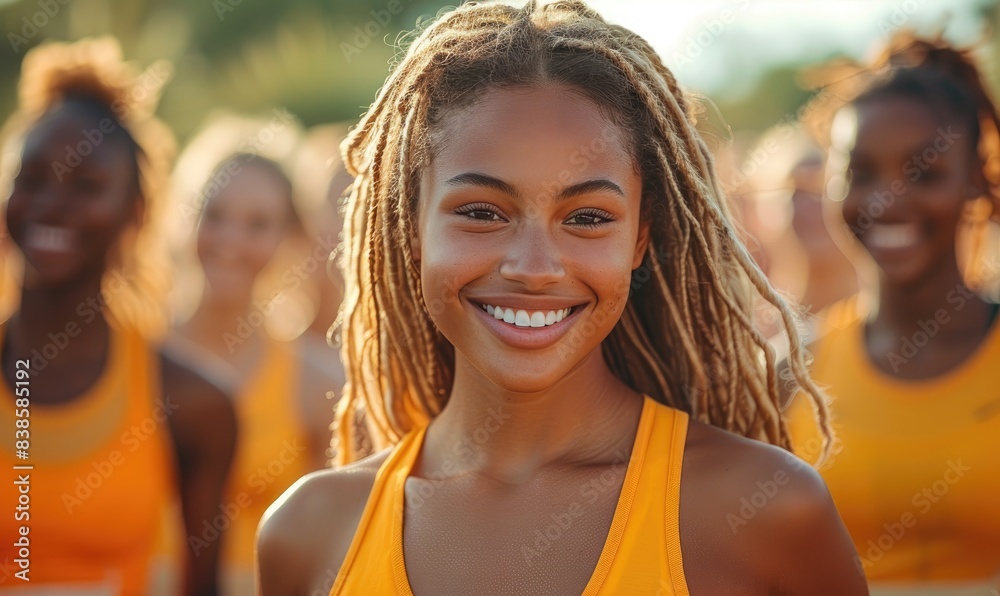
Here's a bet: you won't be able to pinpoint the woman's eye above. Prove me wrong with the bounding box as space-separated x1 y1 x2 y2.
566 210 613 228
466 210 500 221
455 204 505 222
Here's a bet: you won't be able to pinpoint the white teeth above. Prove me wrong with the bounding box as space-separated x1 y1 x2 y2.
480 303 574 328
867 223 920 249
26 225 73 252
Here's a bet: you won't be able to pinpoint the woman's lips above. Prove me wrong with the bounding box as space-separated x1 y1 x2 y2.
467 298 587 350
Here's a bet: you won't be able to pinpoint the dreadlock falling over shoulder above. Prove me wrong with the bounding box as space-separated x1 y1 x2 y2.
1 37 176 338
333 0 831 465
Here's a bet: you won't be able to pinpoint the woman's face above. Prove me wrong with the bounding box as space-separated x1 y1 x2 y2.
6 106 138 289
196 163 291 301
831 96 977 286
417 84 648 393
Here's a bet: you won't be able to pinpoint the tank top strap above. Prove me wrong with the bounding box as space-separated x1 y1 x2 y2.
332 425 428 595
659 404 690 592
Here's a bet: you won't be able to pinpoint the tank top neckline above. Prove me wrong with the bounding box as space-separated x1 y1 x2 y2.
380 394 658 595
847 298 1000 395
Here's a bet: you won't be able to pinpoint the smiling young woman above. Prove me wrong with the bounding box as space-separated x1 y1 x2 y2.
785 33 1000 593
257 2 867 595
0 38 237 595
170 152 343 595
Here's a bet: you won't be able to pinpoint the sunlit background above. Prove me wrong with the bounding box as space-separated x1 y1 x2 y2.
0 0 995 141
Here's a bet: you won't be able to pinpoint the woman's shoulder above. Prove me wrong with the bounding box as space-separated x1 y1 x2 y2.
256 448 391 596
680 420 867 594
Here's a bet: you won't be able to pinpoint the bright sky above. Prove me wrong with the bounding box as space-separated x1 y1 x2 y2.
581 0 991 95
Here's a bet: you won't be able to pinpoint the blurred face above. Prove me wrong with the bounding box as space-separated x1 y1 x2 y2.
6 106 139 289
789 161 833 253
831 96 977 286
417 84 648 393
196 164 291 300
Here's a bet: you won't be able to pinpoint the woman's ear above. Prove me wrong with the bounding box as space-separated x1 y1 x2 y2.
632 222 650 270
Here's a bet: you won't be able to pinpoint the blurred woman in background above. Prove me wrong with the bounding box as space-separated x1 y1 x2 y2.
171 151 343 595
787 32 1000 593
0 37 236 595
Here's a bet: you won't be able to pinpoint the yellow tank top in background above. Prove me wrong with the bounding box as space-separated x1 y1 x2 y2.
221 338 310 596
0 324 176 595
787 296 1000 590
331 395 690 595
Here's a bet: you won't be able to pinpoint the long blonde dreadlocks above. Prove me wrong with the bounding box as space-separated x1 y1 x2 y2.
334 0 830 465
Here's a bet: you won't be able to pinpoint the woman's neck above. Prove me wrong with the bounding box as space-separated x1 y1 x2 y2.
870 258 994 338
180 288 261 359
423 348 644 485
3 276 111 400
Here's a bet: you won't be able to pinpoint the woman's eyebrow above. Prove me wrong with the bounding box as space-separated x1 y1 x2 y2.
444 172 519 197
444 172 624 201
557 179 624 201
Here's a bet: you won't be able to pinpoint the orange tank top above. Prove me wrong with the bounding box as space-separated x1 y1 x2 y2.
331 395 690 595
787 296 1000 588
220 339 310 594
0 324 176 594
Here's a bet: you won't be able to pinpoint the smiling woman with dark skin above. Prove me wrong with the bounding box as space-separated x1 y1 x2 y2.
786 34 1000 592
258 3 867 595
0 38 236 595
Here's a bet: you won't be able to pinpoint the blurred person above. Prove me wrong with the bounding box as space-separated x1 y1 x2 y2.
258 3 867 595
786 32 1000 593
758 130 861 357
171 152 342 596
0 38 236 595
786 149 859 317
285 124 353 345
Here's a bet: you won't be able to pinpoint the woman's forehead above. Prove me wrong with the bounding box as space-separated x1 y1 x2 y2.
429 84 634 182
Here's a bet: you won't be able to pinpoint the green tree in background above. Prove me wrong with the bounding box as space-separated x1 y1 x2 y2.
0 0 451 140
0 0 997 144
